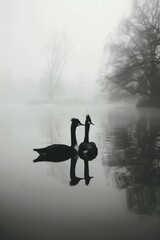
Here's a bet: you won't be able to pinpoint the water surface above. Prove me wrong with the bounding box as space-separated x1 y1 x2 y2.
0 104 160 240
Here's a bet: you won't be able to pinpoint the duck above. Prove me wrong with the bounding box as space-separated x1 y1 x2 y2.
79 115 98 181
33 118 84 163
79 115 98 161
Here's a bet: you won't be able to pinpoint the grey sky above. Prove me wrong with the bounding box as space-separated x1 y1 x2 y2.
0 0 131 103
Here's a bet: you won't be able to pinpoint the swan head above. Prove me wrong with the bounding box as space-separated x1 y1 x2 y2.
86 115 94 125
71 118 84 127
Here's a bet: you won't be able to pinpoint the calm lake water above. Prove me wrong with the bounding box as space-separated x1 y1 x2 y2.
0 104 160 240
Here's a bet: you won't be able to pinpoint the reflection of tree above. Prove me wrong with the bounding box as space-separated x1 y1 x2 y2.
126 186 160 216
41 108 69 184
104 112 160 216
107 115 160 168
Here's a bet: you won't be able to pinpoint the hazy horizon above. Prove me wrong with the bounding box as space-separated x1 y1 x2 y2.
0 0 132 104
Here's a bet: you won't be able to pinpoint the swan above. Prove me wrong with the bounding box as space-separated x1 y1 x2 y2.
79 115 98 181
33 118 84 163
79 115 98 161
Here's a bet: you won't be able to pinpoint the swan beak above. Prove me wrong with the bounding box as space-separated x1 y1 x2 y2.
91 122 94 125
79 123 85 126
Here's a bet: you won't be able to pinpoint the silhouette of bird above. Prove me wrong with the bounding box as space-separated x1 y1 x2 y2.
79 115 98 161
33 118 84 163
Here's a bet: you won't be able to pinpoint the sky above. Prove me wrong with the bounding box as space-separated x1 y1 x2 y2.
0 0 132 103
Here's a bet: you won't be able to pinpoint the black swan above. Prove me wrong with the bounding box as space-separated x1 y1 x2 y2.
79 115 98 161
79 115 98 181
33 118 84 163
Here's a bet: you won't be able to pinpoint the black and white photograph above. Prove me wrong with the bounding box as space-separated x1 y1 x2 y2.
0 1 160 240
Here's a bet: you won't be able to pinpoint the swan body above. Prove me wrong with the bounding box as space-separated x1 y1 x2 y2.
79 142 98 161
33 144 77 162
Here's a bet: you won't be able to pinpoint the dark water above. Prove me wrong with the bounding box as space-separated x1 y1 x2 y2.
0 104 160 240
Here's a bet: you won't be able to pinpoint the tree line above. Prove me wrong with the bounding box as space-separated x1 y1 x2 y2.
101 0 160 107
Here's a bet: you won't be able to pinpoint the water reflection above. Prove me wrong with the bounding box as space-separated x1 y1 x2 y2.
103 109 160 217
1 105 160 240
34 150 95 186
34 115 97 185
83 160 93 185
42 108 70 184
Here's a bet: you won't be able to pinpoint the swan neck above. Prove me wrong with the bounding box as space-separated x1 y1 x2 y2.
71 124 77 146
84 123 90 142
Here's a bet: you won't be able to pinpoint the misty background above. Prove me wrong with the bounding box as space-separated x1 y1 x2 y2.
1 2 160 240
0 0 131 104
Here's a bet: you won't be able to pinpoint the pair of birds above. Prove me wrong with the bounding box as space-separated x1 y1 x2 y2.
33 115 98 183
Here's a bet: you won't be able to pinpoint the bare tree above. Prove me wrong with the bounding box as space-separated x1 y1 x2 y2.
42 32 71 102
102 0 160 106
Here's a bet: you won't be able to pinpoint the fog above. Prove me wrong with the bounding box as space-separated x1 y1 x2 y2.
0 0 131 104
2 3 160 240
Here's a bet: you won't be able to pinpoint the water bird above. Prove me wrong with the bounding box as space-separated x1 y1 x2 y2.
79 115 98 161
33 118 84 163
79 115 98 180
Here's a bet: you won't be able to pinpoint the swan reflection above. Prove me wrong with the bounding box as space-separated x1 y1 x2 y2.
34 149 95 186
33 115 98 185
